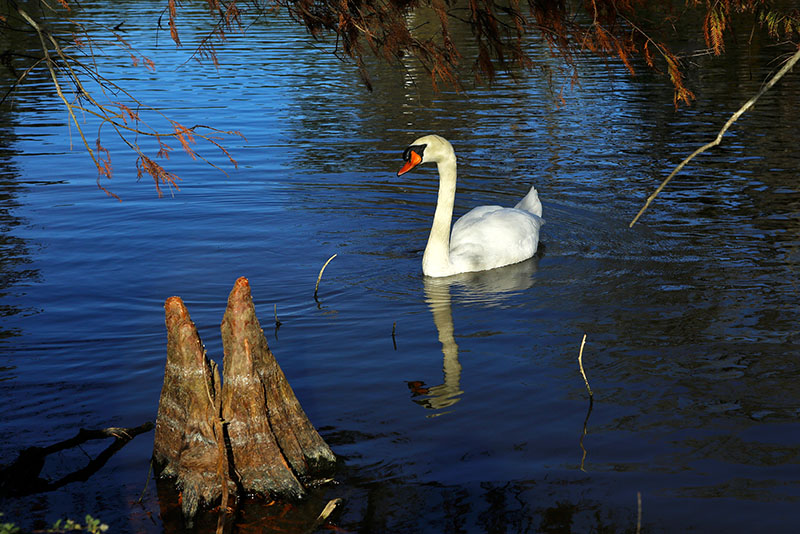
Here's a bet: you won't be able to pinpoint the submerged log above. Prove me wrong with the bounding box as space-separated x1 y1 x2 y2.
153 278 336 522
153 297 234 520
221 278 336 499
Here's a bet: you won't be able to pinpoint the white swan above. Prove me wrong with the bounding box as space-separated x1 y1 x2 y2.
397 134 544 278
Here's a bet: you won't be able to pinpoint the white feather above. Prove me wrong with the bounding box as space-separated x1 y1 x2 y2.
398 135 544 277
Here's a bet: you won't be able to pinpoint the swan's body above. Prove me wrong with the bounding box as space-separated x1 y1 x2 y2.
397 134 544 278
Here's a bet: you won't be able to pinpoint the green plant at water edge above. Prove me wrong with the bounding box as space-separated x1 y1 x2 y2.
52 516 109 533
0 514 108 534
0 514 21 534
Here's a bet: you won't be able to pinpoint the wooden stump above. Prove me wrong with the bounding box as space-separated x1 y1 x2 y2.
153 278 336 522
153 297 234 520
221 278 335 499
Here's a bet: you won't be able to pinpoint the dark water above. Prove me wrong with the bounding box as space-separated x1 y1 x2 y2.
2 2 800 532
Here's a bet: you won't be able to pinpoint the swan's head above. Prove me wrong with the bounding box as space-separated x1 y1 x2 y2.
397 134 455 176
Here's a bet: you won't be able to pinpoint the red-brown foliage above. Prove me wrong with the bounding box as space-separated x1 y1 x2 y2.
8 1 800 197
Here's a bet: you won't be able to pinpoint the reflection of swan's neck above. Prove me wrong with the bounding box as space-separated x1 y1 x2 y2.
423 155 457 277
433 287 461 401
424 278 462 411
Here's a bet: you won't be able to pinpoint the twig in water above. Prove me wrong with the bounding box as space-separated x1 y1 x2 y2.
636 491 642 534
577 334 594 471
314 254 337 299
392 322 397 350
136 460 153 505
310 498 342 532
579 393 593 472
273 303 282 339
578 334 593 398
630 46 800 227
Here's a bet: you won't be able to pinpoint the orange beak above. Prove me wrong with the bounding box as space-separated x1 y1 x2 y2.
397 150 422 176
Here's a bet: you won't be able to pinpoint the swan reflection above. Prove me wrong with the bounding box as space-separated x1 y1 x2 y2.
409 256 540 414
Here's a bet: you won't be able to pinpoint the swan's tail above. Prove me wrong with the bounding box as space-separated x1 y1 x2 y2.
514 185 543 218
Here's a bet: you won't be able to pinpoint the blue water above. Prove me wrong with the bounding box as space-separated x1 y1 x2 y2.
2 3 800 532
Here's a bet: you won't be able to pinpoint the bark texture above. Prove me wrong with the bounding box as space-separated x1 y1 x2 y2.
221 277 336 498
153 278 335 522
153 296 233 520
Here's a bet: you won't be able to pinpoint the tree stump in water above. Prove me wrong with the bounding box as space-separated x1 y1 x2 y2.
152 296 235 521
153 277 336 521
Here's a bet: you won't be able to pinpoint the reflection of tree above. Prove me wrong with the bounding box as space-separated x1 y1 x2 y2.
0 112 39 342
0 225 34 340
409 258 539 414
342 474 638 533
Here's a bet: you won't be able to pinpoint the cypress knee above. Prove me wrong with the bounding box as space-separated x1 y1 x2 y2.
221 277 335 498
153 297 234 520
153 278 336 521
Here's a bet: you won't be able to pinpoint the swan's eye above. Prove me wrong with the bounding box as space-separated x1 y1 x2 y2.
397 143 427 176
402 144 427 162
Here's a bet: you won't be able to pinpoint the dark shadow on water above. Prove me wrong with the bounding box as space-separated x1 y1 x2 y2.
320 466 642 534
153 463 635 534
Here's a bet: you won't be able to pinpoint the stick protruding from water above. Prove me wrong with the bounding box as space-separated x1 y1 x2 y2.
636 491 642 534
314 254 337 299
578 334 593 398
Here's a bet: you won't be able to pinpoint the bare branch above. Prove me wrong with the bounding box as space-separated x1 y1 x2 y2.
630 46 800 227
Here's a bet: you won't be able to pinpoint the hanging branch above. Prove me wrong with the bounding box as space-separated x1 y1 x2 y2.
630 46 800 227
13 3 242 199
8 1 800 200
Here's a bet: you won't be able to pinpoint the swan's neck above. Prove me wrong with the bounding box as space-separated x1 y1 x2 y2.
423 155 457 277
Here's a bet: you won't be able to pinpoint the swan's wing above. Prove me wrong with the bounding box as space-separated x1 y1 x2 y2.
514 185 543 218
449 206 543 273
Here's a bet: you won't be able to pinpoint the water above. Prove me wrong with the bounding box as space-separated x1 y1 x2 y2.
2 3 800 532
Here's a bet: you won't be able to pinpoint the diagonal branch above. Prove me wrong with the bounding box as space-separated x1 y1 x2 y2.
630 46 800 227
17 6 101 171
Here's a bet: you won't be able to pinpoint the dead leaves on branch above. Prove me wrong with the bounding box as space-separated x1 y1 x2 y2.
278 0 464 91
137 155 181 197
704 3 728 56
759 7 800 40
88 73 242 199
269 0 700 102
273 0 798 106
665 53 695 108
168 0 181 46
47 1 800 125
698 1 800 56
12 0 243 199
18 0 800 198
